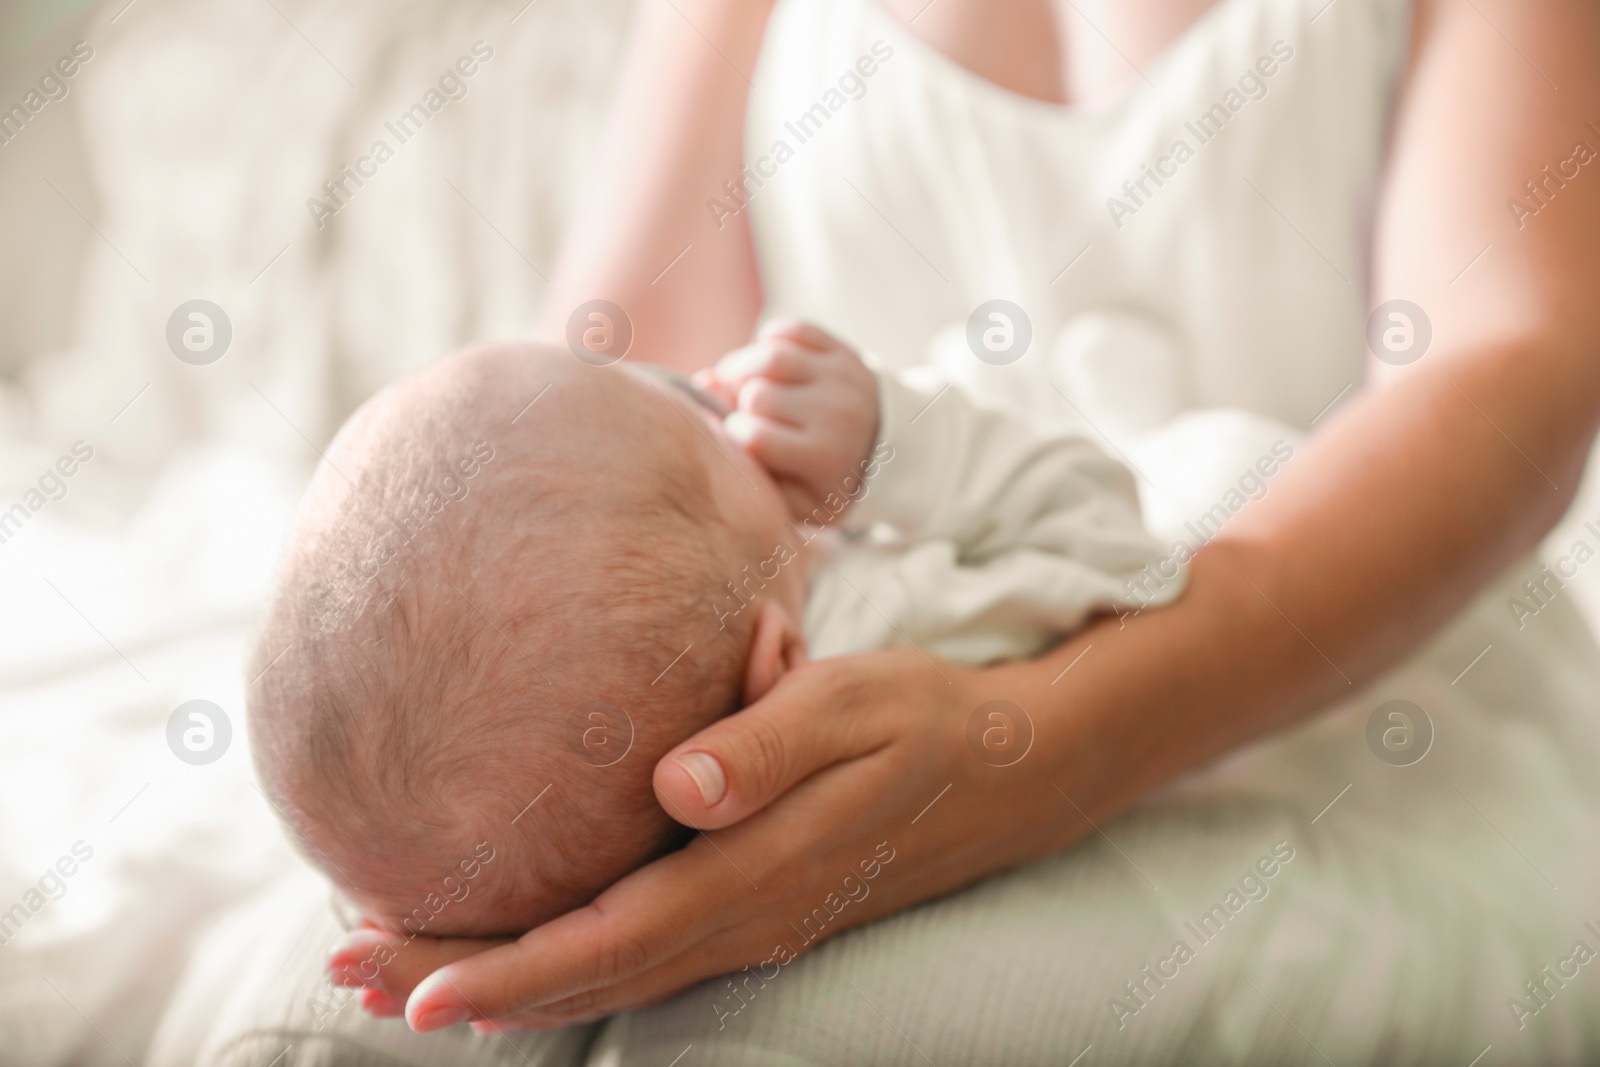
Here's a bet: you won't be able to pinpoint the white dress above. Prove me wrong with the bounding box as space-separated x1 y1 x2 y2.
583 0 1600 1063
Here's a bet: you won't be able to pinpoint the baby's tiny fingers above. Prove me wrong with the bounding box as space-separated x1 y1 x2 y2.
724 411 815 476
738 376 809 426
713 341 815 388
691 369 738 412
758 319 847 354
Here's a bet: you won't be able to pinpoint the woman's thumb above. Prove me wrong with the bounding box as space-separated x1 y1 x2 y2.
653 670 846 830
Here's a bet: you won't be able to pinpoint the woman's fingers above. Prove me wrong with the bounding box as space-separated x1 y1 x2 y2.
474 954 709 1032
474 947 729 1032
361 988 407 1018
404 844 736 1031
384 651 975 1030
653 659 881 829
328 927 510 998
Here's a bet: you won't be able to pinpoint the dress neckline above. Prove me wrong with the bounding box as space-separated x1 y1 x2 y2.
859 0 1243 124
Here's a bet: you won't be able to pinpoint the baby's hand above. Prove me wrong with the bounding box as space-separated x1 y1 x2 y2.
697 320 880 521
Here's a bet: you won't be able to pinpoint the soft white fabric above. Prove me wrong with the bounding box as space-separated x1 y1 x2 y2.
744 0 1396 428
148 876 599 1067
807 365 1185 664
0 2 634 1063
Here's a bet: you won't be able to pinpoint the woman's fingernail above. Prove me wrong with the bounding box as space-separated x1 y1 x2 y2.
410 1002 472 1032
675 751 726 807
361 989 406 1017
328 967 363 989
329 929 389 967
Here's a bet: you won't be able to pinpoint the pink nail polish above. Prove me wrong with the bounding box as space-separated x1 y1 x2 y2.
327 966 363 989
410 1002 472 1032
360 989 406 1017
328 929 389 970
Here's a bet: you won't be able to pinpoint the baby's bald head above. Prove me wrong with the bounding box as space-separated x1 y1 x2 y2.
248 343 792 936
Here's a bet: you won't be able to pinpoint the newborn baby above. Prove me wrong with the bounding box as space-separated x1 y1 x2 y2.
248 322 1180 940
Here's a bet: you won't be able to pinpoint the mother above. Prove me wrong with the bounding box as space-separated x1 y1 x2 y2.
345 0 1600 1053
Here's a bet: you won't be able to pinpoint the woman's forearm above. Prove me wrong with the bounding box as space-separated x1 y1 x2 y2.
996 330 1600 823
534 0 776 369
998 0 1600 827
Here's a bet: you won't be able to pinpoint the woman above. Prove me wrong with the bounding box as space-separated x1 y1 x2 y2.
342 0 1600 1056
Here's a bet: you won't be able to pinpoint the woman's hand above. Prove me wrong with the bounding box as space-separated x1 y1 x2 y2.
327 646 1086 1032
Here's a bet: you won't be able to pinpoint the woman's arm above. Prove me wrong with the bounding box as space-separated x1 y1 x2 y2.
533 0 775 370
655 0 1600 839
345 0 1600 1029
1026 0 1600 820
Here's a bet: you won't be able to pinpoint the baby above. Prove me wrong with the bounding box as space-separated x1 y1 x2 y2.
247 322 1181 940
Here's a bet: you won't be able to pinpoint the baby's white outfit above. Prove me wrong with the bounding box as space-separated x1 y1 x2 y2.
805 364 1183 664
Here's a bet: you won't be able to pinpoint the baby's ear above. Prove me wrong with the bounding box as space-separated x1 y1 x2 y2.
743 601 808 705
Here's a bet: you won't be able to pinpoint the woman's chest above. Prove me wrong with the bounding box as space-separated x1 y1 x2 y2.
747 0 1411 431
877 0 1223 109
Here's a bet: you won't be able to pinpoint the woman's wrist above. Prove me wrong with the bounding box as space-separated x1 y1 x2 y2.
975 538 1287 833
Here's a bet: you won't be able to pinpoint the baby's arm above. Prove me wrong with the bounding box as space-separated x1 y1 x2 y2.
853 367 1154 565
702 321 1165 573
703 320 1184 661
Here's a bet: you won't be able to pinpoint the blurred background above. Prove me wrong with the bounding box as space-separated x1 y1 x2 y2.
0 1 633 1061
3 1 1600 1063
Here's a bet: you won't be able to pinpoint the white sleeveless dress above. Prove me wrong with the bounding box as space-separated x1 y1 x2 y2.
585 0 1600 1062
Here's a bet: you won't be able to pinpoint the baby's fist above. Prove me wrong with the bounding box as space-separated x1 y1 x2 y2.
698 320 879 521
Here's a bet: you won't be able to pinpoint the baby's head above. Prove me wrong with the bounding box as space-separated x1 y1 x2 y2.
248 343 807 937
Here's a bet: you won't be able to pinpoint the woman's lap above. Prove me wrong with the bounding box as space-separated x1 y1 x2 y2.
590 568 1600 1065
